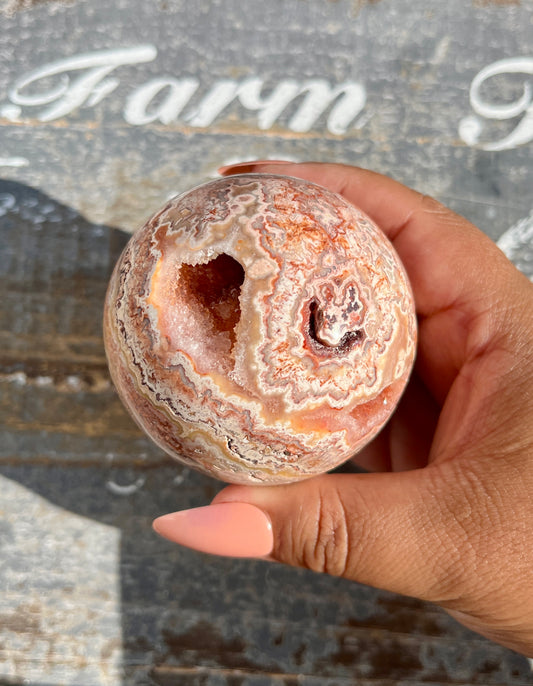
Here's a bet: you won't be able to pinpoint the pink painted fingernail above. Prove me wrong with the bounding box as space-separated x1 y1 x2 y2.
152 502 273 558
218 160 295 175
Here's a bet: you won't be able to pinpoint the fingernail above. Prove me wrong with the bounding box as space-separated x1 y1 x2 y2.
218 160 295 175
152 502 273 558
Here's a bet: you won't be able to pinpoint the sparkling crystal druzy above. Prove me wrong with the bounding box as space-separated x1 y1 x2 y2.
104 174 417 484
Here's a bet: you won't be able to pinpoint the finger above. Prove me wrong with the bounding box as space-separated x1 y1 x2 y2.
220 160 507 315
353 372 439 473
220 161 533 403
220 160 442 244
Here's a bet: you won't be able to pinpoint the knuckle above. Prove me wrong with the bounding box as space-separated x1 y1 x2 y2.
300 485 352 577
419 193 441 212
418 193 463 229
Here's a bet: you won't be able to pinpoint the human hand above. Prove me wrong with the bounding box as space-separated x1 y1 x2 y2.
153 161 533 656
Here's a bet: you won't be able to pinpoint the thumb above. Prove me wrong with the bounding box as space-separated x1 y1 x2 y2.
153 464 477 604
211 465 473 605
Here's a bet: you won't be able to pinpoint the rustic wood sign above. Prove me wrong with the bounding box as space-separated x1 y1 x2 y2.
1 0 532 683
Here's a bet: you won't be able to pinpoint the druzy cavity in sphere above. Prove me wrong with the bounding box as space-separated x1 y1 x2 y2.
103 174 417 484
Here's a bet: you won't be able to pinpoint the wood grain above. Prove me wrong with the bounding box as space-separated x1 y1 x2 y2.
1 0 533 682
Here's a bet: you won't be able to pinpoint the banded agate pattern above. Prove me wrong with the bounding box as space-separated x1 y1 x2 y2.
104 174 416 484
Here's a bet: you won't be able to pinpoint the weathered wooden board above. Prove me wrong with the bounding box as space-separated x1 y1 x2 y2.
1 0 533 683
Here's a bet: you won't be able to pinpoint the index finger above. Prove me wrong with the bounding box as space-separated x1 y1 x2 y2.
220 161 503 316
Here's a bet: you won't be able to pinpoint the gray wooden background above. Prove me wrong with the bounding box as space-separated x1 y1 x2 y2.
2 0 533 684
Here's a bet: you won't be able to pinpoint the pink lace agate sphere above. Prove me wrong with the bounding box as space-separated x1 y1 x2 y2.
104 174 417 484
